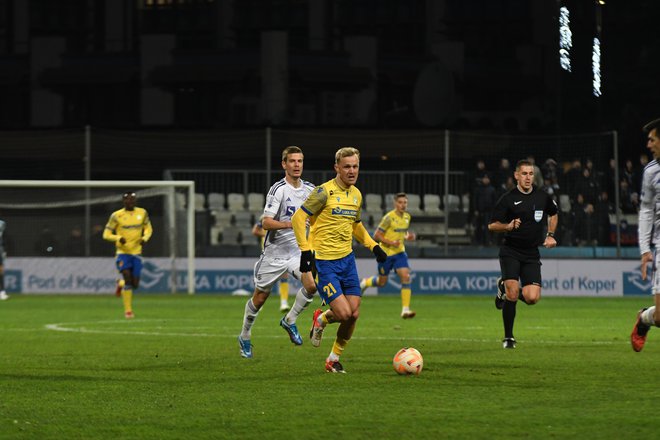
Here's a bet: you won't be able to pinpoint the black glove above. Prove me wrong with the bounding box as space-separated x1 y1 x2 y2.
300 250 314 272
372 245 387 263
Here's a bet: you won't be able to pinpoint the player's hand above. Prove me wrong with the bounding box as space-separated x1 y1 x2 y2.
508 218 521 231
641 252 653 280
300 250 314 273
118 237 126 245
405 231 416 241
372 245 387 263
543 235 557 248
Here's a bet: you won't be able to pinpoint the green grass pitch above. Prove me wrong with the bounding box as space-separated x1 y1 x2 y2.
0 293 657 439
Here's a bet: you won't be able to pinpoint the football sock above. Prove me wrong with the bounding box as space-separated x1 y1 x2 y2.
502 299 517 339
240 298 259 339
279 278 289 307
330 337 348 360
122 287 133 313
319 310 331 326
118 279 125 289
360 276 377 291
401 282 412 310
641 307 657 327
285 287 313 324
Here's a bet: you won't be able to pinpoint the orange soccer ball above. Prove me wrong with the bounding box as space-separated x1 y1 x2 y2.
393 347 423 375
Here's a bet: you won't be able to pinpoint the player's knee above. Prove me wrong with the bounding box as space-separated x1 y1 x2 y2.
525 296 539 305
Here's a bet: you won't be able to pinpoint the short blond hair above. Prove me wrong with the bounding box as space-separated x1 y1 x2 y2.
335 147 360 164
282 146 303 162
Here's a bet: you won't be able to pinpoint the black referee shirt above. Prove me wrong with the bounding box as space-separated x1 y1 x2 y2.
490 186 558 250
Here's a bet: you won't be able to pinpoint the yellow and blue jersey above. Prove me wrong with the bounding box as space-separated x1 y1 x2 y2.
377 209 412 256
103 207 153 255
300 178 364 260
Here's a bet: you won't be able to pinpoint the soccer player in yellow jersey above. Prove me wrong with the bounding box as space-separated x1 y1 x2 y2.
360 193 417 318
103 191 153 319
292 147 387 373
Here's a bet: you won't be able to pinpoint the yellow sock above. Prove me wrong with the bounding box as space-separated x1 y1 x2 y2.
401 283 411 309
118 279 125 288
331 337 348 358
366 276 377 288
279 278 289 303
320 310 331 325
122 288 133 313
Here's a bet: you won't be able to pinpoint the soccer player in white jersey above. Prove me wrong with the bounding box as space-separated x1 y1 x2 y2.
238 146 317 358
631 118 660 351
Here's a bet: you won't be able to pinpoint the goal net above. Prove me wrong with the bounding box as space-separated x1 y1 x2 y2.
0 180 196 294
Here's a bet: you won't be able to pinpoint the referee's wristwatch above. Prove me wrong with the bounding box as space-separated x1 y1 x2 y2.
546 231 555 238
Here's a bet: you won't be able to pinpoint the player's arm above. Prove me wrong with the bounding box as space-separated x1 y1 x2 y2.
251 222 265 238
102 215 123 243
293 187 326 272
543 213 558 248
488 219 520 233
353 222 387 262
141 212 153 244
488 199 520 232
638 169 655 279
262 216 292 231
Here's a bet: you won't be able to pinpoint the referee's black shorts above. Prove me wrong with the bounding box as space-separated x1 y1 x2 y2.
498 245 542 287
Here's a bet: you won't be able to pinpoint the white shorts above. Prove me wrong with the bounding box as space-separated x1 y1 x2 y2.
253 254 302 293
653 251 660 295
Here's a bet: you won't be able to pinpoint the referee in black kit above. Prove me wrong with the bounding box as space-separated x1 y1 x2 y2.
488 159 558 349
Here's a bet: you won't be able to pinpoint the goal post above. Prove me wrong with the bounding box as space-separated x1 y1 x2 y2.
0 180 196 294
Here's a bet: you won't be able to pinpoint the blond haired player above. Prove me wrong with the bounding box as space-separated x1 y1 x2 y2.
292 147 387 373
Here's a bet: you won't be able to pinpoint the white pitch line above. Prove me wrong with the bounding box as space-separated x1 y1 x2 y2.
33 320 625 346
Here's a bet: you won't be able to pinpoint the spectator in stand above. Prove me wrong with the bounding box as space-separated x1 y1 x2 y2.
541 158 561 194
571 194 597 246
564 159 583 201
492 158 512 193
65 225 85 256
472 174 497 246
605 158 617 199
34 225 60 256
633 153 649 195
622 159 635 190
468 159 490 226
90 224 108 256
595 191 614 245
575 167 600 205
620 179 639 214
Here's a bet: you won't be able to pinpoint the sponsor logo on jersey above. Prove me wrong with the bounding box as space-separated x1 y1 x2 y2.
331 207 357 217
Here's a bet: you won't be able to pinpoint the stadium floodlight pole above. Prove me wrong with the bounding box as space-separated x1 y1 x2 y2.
0 179 196 294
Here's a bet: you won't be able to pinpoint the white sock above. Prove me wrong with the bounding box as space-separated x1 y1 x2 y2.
641 306 657 327
240 298 260 339
402 306 411 313
285 287 314 324
327 351 340 362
